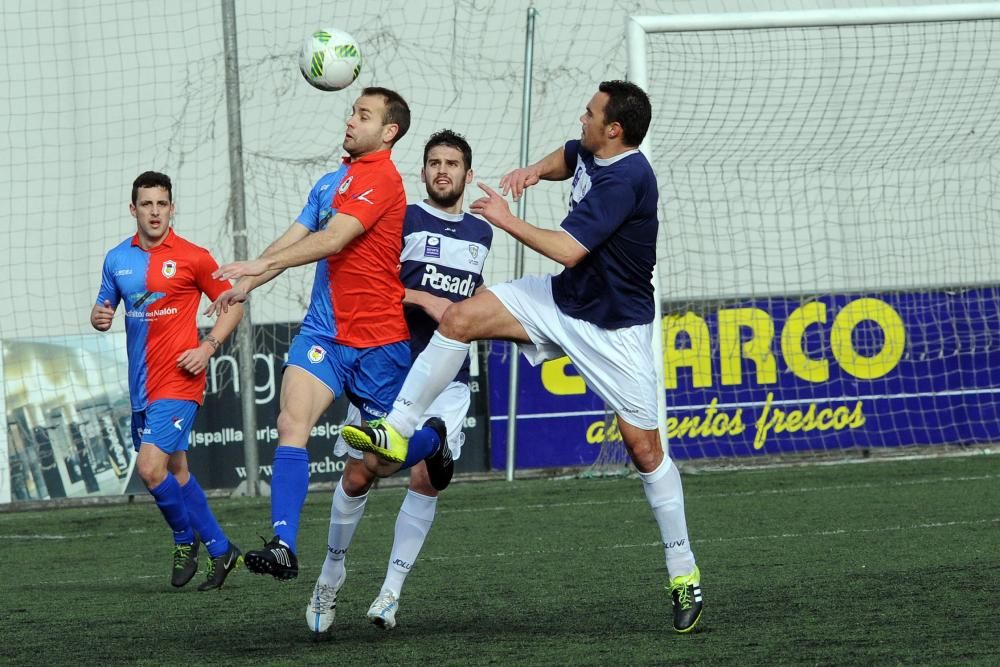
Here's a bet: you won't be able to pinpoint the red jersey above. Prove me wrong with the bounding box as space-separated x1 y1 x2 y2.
297 149 409 347
96 229 231 409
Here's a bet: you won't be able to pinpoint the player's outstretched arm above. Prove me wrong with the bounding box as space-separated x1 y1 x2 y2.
471 183 587 268
90 300 116 332
177 302 244 375
499 146 573 201
204 222 311 315
214 213 364 281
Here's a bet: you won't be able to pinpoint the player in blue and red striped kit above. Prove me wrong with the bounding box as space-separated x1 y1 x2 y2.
91 171 244 590
206 88 452 587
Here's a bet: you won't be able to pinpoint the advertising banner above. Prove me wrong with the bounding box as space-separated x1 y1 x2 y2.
3 324 490 502
488 288 1000 469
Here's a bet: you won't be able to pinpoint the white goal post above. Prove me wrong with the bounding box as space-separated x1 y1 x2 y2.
624 3 1000 461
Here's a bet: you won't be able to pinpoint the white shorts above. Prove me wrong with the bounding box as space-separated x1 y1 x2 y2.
334 381 471 461
488 274 659 430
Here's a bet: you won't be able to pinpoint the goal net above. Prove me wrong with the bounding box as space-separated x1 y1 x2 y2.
596 4 1000 471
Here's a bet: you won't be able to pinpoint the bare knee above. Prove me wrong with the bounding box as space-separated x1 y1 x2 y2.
361 452 402 478
619 420 664 473
167 453 189 485
137 459 167 489
407 462 439 497
438 302 476 342
341 457 375 495
276 410 310 444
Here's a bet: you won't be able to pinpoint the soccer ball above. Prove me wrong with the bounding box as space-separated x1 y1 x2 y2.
298 28 362 91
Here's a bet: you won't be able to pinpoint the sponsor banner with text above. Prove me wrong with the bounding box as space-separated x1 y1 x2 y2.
488 288 1000 469
3 323 490 502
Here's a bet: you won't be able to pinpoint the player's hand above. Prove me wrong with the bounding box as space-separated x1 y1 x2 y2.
176 344 213 376
499 165 540 201
213 259 268 281
204 284 248 316
91 300 116 331
470 183 513 228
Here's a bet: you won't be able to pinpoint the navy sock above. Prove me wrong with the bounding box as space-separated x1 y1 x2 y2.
181 474 229 558
270 446 310 552
149 473 195 544
401 425 441 470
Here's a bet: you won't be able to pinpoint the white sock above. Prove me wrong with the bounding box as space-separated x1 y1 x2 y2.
639 457 697 580
387 331 469 437
381 489 437 597
319 479 368 587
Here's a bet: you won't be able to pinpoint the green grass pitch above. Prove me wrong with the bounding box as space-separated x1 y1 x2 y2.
4 454 998 666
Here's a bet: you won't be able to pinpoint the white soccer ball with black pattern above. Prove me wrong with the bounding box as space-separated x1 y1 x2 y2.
299 28 362 91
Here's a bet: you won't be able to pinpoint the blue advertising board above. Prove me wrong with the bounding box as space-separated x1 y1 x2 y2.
489 288 1000 469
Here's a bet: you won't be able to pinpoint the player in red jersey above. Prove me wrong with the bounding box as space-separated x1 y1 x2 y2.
92 171 244 590
206 87 445 582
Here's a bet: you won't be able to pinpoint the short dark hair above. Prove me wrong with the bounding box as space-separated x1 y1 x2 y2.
131 171 172 204
362 86 410 146
598 80 652 147
423 129 472 170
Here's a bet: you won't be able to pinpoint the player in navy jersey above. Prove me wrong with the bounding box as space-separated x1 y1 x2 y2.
91 171 244 590
305 130 492 635
342 82 705 633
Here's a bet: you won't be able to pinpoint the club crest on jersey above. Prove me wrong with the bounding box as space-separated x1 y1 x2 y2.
162 260 177 278
307 345 326 363
338 176 353 195
424 236 441 258
469 245 479 260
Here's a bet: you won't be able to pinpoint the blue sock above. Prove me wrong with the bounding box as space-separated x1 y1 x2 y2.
270 446 310 552
181 474 229 558
401 425 441 470
149 473 195 544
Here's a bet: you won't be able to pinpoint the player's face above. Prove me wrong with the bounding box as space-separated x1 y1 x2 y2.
129 186 174 246
421 145 472 209
579 91 611 153
343 94 394 157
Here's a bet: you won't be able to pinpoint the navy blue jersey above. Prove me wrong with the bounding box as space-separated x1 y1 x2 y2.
399 201 493 383
551 139 659 329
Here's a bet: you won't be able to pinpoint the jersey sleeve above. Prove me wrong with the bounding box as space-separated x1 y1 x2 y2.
296 178 329 232
563 140 581 170
559 173 635 251
335 169 401 231
194 250 233 301
95 254 121 307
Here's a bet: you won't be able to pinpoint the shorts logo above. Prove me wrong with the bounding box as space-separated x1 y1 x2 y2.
172 417 184 430
424 236 441 258
162 260 177 278
338 176 353 194
307 345 326 363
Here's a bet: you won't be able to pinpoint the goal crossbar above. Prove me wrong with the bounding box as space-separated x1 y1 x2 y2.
629 3 1000 34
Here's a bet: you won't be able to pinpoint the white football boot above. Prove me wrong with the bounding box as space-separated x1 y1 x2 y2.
305 571 345 634
366 590 400 629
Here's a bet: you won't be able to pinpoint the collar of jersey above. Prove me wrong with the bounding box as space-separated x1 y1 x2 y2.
416 200 465 223
344 149 392 165
131 226 176 249
594 148 639 167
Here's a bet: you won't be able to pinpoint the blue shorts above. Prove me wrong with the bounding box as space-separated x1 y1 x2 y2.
285 333 410 421
131 399 199 454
